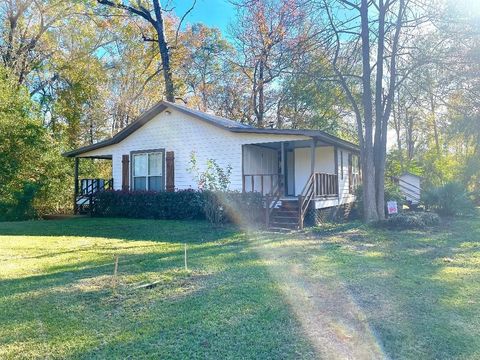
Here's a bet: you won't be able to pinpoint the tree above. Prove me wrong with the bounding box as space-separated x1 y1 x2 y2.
0 0 69 85
97 0 195 103
320 0 438 221
98 16 168 131
176 24 233 111
277 51 350 136
0 65 46 218
230 0 309 127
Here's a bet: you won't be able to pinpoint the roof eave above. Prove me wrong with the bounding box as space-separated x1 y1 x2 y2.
229 128 359 152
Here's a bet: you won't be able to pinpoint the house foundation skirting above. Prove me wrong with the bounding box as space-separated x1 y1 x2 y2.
305 203 356 226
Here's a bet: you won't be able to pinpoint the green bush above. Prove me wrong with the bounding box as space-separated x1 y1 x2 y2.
0 182 39 221
420 212 442 226
381 211 440 230
422 182 475 216
92 190 265 225
469 189 480 206
203 191 264 225
92 190 205 220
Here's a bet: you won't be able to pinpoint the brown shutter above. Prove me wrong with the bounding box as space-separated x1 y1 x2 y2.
122 154 130 191
166 151 175 192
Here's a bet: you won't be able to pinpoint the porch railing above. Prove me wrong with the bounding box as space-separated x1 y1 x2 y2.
75 178 113 214
242 173 282 196
314 173 338 197
78 178 113 195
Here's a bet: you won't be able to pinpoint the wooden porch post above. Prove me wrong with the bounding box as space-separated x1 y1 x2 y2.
73 157 79 215
311 139 316 195
310 139 316 174
241 145 245 193
280 142 286 196
265 194 271 228
334 146 339 196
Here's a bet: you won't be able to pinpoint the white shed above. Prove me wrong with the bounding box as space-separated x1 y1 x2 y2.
397 172 421 205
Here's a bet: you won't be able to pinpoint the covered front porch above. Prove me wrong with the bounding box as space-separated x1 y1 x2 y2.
242 139 340 200
241 138 359 229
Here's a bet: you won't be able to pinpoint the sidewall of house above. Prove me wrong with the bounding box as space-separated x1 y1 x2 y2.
80 109 307 192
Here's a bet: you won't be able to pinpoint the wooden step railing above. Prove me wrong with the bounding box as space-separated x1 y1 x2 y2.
298 172 339 230
298 173 315 230
75 178 113 214
265 181 282 228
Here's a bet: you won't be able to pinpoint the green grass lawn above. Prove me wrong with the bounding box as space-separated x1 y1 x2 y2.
0 214 479 359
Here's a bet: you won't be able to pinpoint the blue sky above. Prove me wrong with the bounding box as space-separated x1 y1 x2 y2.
170 0 235 35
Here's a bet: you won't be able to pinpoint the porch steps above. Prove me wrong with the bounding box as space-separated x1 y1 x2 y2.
269 200 300 230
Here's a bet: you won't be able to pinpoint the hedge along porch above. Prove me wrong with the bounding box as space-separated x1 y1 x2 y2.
64 101 360 228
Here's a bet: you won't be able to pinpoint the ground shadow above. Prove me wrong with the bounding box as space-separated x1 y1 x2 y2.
0 217 240 243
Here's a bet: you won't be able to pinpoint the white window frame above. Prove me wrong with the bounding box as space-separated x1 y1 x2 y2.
131 149 165 191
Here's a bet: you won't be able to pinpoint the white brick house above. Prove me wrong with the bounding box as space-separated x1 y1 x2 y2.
64 101 361 229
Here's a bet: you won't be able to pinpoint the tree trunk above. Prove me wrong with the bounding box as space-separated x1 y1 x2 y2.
375 115 389 220
429 92 440 155
360 0 379 222
362 148 378 222
97 0 176 102
404 110 414 160
374 0 387 220
393 99 402 154
152 0 175 102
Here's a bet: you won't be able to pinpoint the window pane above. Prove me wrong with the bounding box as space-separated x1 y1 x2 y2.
149 152 163 176
149 176 162 192
134 154 147 176
134 177 146 191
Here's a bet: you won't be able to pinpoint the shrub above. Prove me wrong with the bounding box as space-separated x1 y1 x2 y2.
92 190 265 225
92 190 205 220
203 191 264 225
422 182 475 216
469 189 480 206
419 212 441 226
381 211 440 230
0 182 39 221
187 152 232 191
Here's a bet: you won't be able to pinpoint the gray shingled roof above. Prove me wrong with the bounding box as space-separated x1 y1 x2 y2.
63 100 358 157
169 101 253 129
